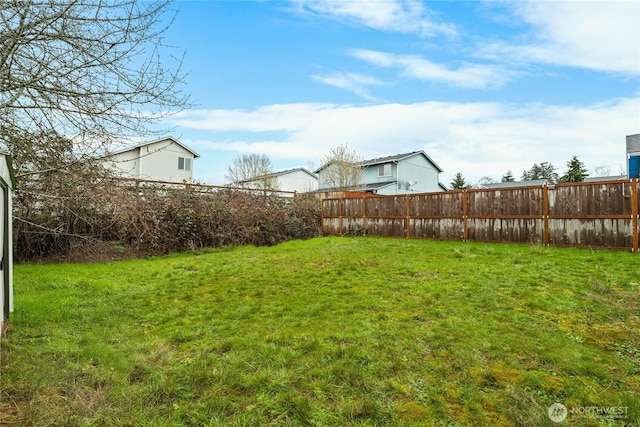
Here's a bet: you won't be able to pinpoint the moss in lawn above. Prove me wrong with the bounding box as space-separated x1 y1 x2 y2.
1 237 639 426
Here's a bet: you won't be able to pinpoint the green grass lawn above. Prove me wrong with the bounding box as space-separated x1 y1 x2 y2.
1 237 639 426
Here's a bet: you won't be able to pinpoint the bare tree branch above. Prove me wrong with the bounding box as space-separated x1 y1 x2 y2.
0 0 191 151
320 144 365 191
225 153 279 191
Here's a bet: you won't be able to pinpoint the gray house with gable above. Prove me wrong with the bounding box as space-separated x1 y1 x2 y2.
316 151 446 195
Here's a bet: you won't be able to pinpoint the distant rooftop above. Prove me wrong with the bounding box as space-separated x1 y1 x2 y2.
583 175 627 182
479 175 629 189
479 179 548 189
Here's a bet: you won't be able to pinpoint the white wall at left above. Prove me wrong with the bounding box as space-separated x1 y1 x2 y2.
0 152 15 337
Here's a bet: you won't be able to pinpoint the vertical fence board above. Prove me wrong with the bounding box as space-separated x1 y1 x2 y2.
410 218 464 240
467 218 543 243
342 198 364 217
322 218 342 235
409 191 464 217
365 196 406 218
634 180 639 252
466 187 543 217
547 181 633 249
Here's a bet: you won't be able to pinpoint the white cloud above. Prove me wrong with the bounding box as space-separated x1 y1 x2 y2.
170 103 336 132
173 97 640 185
349 49 515 89
481 0 640 74
311 72 387 100
294 0 456 37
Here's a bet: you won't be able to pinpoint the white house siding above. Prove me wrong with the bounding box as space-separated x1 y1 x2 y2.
393 155 443 194
277 170 318 194
316 163 334 190
365 154 443 196
137 142 195 182
363 162 397 187
104 138 198 182
316 151 443 195
0 153 14 337
106 149 140 178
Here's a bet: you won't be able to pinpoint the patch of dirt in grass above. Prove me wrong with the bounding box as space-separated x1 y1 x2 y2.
70 384 111 417
1 383 112 426
0 398 21 426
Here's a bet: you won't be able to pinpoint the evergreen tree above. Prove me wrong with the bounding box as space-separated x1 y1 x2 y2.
501 170 515 182
521 162 559 183
450 172 469 190
559 156 589 183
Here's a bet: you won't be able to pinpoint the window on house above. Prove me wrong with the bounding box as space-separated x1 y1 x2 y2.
178 157 192 171
378 163 391 177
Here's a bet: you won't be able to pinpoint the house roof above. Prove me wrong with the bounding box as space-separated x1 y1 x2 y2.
479 179 548 189
360 151 443 172
108 136 200 158
365 181 450 193
0 151 16 188
583 175 627 182
364 181 396 191
314 150 443 173
478 176 632 190
271 167 317 179
238 167 318 184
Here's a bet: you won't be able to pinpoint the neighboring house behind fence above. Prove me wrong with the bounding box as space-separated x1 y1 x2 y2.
104 137 200 182
239 167 318 196
316 151 446 195
275 167 318 193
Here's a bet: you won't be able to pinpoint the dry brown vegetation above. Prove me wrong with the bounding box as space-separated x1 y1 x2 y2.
14 179 321 262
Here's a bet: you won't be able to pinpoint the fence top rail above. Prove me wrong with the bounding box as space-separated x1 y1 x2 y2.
467 186 545 192
322 178 637 201
552 179 633 187
322 190 465 201
114 177 298 195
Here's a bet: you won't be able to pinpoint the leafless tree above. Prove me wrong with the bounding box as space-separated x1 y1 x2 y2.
319 144 364 191
476 175 497 187
225 153 278 191
1 1 192 257
592 164 612 178
0 0 191 158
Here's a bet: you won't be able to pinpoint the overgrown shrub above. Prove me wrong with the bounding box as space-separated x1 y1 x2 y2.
14 181 321 262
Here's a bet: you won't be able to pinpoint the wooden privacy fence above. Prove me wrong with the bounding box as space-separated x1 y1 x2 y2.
321 179 640 252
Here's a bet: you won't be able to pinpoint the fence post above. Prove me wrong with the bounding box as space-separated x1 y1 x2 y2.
405 195 411 239
462 190 468 241
543 184 549 246
362 197 367 236
633 179 638 253
320 198 326 235
339 197 344 236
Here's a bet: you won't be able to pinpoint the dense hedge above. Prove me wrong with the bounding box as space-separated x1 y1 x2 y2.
14 182 321 262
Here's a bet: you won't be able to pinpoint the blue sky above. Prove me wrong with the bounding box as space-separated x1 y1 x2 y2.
160 0 640 186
